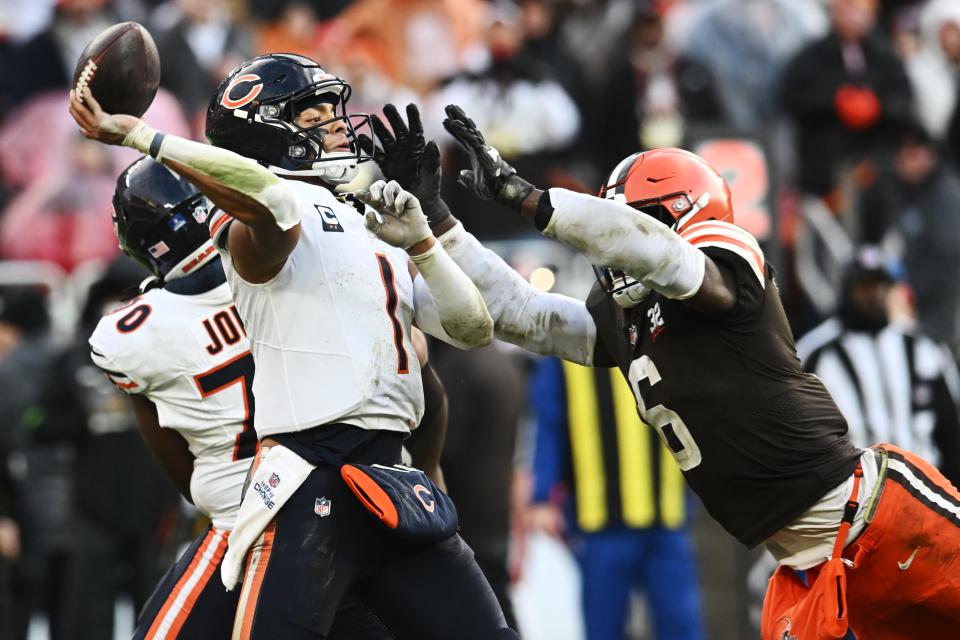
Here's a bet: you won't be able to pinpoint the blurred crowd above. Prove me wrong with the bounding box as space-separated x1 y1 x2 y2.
2 0 960 638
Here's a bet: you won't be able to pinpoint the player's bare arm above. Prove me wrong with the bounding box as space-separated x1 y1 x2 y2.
404 328 448 490
129 394 195 502
442 105 739 315
68 88 300 282
365 104 597 364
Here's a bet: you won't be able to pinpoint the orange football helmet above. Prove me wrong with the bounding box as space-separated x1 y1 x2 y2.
598 147 733 232
595 148 734 306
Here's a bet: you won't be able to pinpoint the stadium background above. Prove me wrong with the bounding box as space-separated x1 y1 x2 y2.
1 0 959 638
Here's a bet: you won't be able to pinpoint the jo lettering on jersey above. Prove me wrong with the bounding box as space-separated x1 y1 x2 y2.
203 306 247 355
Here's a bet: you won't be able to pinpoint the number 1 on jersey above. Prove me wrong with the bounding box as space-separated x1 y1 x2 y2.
375 253 409 374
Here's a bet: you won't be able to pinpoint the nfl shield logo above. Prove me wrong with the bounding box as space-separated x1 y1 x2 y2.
627 324 638 347
268 473 280 488
315 497 331 517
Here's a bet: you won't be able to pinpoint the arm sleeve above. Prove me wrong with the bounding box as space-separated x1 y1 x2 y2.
410 242 493 349
529 357 570 503
124 124 301 230
437 221 597 365
543 188 706 299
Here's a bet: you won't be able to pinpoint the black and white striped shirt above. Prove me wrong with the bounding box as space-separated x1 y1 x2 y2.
798 319 960 485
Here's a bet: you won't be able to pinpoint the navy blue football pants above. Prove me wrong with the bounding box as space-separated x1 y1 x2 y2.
233 456 517 639
134 524 392 640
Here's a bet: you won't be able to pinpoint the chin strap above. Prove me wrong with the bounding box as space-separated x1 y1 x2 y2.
613 282 651 308
313 156 359 183
267 151 360 184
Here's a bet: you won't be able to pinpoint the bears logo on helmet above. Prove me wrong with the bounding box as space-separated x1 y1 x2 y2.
206 53 374 183
220 74 263 109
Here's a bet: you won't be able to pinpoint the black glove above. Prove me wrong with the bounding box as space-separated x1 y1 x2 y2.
358 103 450 227
441 104 535 212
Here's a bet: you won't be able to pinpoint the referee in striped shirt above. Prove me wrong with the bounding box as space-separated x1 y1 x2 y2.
797 247 960 485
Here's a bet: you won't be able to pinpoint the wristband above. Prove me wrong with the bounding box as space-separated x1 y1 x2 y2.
409 239 441 266
122 122 161 157
534 190 555 232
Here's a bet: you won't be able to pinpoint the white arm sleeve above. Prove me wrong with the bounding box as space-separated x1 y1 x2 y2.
438 221 597 366
411 242 493 348
123 123 301 230
543 188 706 300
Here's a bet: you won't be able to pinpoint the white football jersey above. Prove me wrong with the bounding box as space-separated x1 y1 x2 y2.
208 180 424 439
89 281 254 530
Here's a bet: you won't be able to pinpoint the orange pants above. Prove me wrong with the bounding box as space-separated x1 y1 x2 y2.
763 444 960 639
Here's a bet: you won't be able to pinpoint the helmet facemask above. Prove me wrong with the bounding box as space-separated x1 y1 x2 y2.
236 79 375 184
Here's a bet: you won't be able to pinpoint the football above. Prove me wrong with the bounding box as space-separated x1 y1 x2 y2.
72 21 161 117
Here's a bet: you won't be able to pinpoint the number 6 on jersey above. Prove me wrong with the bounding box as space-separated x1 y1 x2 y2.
628 355 702 471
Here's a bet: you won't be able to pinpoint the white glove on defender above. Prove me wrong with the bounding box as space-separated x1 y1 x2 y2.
359 180 432 249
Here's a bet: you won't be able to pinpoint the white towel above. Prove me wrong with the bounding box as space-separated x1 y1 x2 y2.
221 444 316 590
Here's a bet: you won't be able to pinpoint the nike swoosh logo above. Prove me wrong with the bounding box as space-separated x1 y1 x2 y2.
898 546 920 570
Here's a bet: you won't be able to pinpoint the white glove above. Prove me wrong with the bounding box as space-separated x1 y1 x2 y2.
358 180 432 249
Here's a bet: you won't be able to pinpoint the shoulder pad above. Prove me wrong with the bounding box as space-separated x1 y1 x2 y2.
680 220 765 288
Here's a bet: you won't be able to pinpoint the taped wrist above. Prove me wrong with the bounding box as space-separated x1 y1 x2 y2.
411 242 493 347
122 122 163 157
495 174 535 212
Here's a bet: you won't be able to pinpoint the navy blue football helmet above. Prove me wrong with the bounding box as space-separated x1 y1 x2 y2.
113 157 215 281
205 53 374 183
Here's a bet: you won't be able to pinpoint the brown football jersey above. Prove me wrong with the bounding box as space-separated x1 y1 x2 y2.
586 221 861 547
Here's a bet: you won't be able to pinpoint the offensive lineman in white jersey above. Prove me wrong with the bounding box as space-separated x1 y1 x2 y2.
89 157 258 640
70 53 516 640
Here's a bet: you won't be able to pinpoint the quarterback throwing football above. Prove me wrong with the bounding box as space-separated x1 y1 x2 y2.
71 54 515 640
92 156 452 640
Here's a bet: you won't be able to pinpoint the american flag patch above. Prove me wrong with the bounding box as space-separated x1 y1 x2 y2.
148 241 170 258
